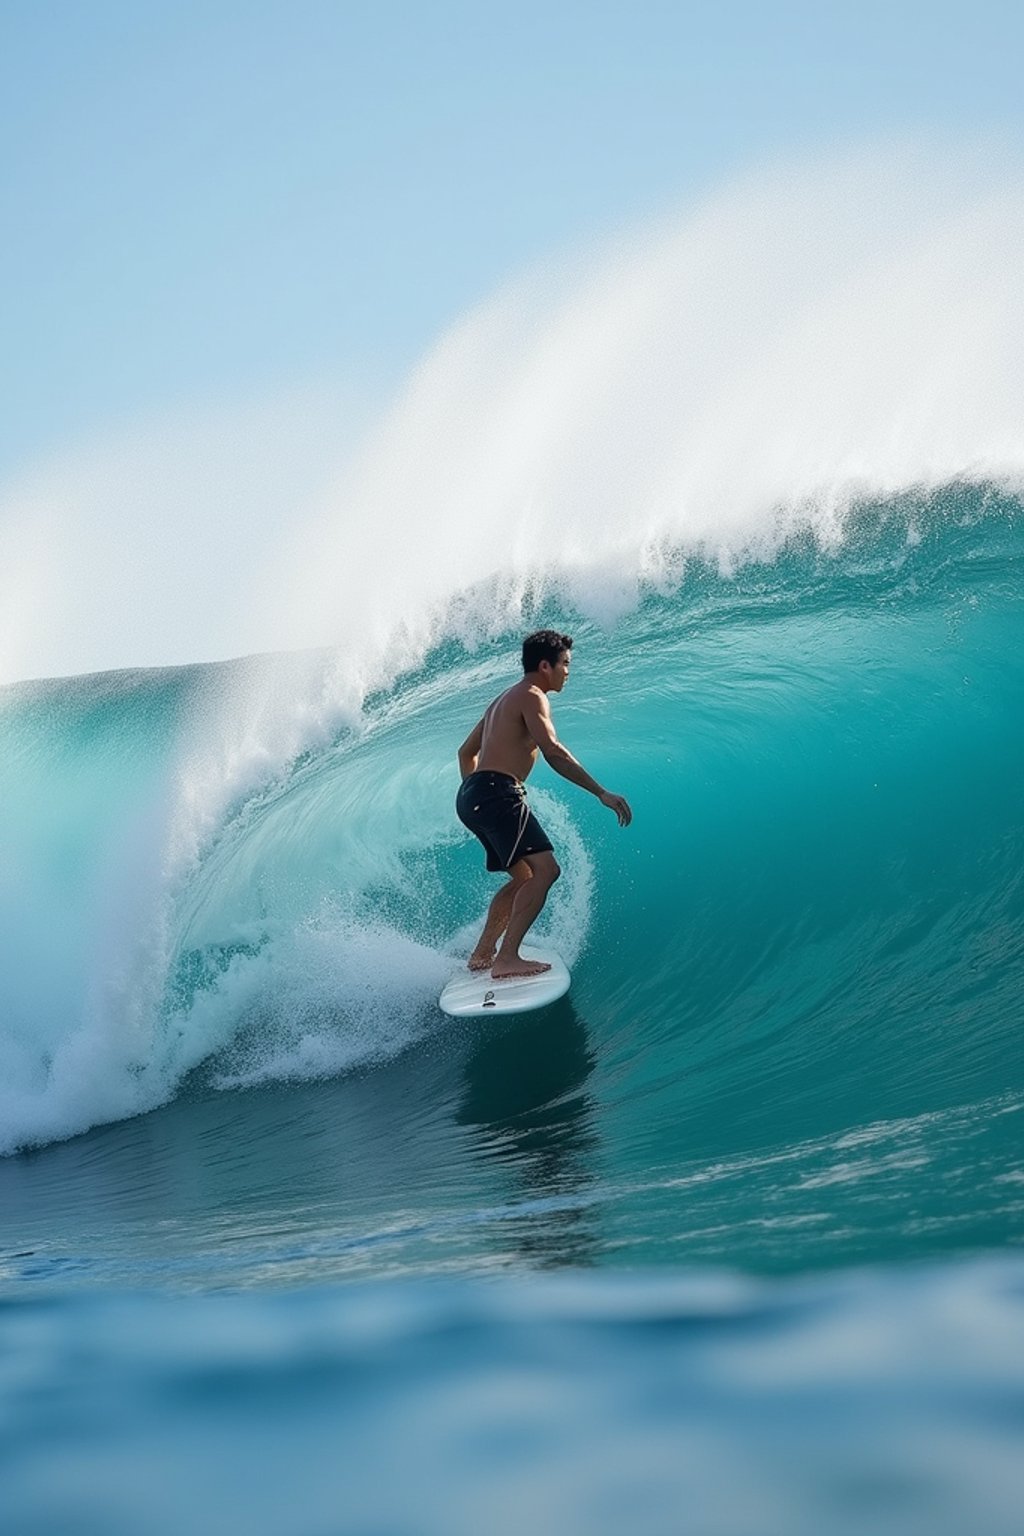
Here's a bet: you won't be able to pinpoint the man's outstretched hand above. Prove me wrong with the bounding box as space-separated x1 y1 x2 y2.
599 790 632 827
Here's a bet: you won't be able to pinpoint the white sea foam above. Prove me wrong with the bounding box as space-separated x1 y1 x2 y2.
205 915 451 1091
279 140 1024 658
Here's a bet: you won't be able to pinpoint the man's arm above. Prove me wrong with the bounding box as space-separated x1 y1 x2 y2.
522 690 632 826
457 717 485 779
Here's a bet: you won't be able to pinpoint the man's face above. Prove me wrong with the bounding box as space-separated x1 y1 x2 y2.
548 650 571 692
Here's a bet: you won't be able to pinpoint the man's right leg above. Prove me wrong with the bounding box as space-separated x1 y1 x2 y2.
491 852 561 979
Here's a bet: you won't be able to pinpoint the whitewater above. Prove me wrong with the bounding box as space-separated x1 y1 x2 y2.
2 145 1024 1533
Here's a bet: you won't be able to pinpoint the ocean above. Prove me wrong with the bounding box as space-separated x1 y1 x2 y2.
4 147 1024 1532
2 483 1023 1532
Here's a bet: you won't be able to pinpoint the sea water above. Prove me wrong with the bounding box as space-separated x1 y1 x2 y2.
3 149 1024 1532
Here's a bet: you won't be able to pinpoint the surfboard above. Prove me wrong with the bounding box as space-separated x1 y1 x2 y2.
438 945 571 1018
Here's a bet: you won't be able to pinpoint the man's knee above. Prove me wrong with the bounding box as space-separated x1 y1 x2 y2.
528 852 560 887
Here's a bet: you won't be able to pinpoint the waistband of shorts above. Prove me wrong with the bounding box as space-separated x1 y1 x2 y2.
460 770 523 790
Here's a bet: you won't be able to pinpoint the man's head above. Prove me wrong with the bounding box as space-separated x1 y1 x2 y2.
522 629 572 692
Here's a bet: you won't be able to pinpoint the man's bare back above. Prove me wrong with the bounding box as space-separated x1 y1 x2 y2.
456 632 631 981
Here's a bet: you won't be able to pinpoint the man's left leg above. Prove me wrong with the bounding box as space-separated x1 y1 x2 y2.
467 863 533 971
491 851 560 978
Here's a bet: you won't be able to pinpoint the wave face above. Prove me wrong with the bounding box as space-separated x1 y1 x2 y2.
2 486 1022 1279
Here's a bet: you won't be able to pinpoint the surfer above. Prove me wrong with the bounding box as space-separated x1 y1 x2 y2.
456 629 632 979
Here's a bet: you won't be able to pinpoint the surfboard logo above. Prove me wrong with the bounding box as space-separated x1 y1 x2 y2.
482 990 496 1008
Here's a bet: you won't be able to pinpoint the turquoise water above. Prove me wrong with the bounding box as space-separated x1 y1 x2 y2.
2 486 1024 1529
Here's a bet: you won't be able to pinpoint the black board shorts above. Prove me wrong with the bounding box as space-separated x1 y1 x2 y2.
456 771 554 873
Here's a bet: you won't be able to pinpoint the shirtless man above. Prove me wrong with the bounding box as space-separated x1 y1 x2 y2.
456 629 632 979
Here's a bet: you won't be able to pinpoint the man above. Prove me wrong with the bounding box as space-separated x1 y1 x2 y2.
456 629 632 979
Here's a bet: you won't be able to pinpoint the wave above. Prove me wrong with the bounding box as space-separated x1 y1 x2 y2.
1 487 1022 1179
3 143 1024 1184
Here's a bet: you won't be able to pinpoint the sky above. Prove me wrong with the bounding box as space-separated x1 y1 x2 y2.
2 0 1024 680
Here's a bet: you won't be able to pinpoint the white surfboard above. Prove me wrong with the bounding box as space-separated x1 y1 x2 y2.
439 945 571 1018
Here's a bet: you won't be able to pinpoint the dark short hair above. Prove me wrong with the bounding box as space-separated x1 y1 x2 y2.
522 629 573 673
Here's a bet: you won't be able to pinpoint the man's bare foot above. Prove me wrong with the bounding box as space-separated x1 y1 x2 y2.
491 956 552 980
467 950 495 972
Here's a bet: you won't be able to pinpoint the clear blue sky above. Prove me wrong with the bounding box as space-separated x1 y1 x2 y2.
3 0 1023 477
